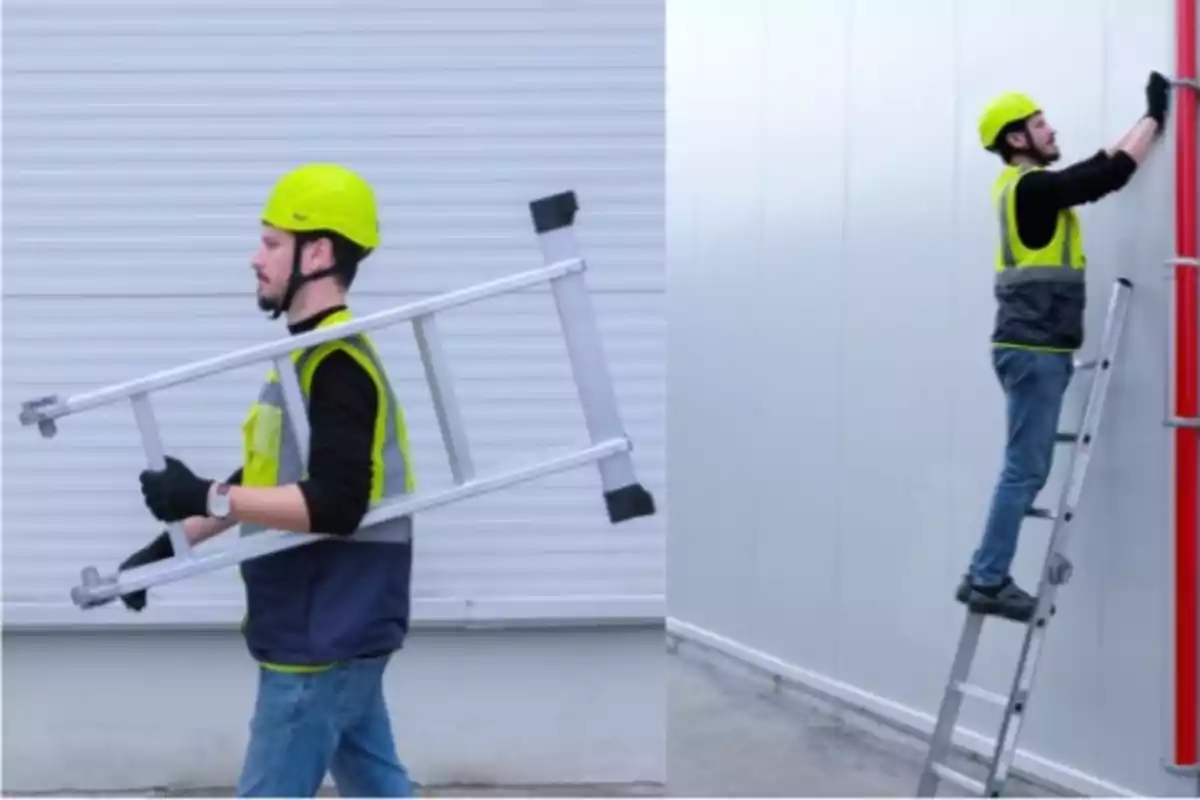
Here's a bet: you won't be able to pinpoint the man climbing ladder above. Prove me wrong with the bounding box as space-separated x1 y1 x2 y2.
917 71 1173 798
958 72 1171 623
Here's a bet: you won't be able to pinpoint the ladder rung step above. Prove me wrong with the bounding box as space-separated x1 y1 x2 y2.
954 680 1008 707
1073 358 1097 370
1055 431 1079 443
1026 506 1056 520
931 763 985 794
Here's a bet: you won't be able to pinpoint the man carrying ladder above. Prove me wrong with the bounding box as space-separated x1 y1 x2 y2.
116 164 419 797
959 74 1170 623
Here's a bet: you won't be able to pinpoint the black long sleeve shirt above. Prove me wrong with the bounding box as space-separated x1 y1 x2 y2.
226 305 378 536
989 148 1140 350
1008 149 1137 247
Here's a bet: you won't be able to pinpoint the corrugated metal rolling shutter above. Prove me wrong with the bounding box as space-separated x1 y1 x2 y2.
2 0 664 627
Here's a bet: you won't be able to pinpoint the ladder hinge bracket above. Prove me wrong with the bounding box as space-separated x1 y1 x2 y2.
1162 759 1200 777
19 394 61 438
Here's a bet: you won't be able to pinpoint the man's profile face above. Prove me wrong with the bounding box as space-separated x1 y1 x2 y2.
251 225 294 312
1007 112 1060 164
1026 113 1060 162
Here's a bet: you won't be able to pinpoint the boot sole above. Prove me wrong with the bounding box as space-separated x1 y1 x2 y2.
955 586 1048 624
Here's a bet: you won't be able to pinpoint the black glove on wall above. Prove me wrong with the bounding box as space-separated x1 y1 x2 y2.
1146 70 1171 128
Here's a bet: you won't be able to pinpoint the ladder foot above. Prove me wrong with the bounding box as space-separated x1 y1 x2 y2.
604 483 656 523
529 191 579 233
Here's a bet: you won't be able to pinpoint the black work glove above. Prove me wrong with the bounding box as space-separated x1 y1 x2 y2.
118 531 174 611
139 456 212 523
1146 70 1171 128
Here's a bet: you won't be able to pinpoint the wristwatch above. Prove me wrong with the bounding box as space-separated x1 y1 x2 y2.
207 482 233 519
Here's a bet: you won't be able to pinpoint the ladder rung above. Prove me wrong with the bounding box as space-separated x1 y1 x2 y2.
1055 431 1079 444
1073 358 1097 370
954 680 1008 707
1026 506 1056 520
931 763 985 794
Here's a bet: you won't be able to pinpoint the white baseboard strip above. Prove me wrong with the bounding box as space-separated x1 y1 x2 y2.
666 616 1138 798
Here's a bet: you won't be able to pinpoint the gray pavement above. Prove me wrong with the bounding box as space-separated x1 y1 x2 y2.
4 641 1072 798
666 638 1066 797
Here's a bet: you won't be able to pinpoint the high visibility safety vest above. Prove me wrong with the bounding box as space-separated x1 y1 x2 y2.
238 309 416 671
990 163 1088 352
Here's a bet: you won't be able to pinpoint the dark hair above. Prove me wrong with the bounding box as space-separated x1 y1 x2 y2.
994 118 1033 162
299 229 372 289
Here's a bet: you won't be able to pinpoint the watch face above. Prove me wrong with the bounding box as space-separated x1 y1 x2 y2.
210 486 232 517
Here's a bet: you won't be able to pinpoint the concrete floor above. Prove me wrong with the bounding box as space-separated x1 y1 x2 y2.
666 641 1066 798
4 643 1070 798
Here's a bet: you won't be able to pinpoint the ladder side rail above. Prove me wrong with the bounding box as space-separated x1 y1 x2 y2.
18 258 582 435
529 192 655 524
916 613 987 796
71 437 632 608
985 616 1051 795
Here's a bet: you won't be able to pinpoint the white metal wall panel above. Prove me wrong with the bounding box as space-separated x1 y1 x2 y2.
667 0 1190 795
3 0 665 627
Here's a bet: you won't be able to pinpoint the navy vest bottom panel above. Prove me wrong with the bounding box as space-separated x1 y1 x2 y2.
992 278 1085 350
240 537 413 666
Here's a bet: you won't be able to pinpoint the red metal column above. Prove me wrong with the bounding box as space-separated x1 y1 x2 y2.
1174 0 1199 768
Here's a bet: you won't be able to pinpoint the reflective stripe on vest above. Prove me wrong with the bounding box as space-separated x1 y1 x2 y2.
993 164 1086 286
240 309 415 539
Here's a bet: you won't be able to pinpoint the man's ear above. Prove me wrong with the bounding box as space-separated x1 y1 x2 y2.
1004 128 1028 151
300 236 334 274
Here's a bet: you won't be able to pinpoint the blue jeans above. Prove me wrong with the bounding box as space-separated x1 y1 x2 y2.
968 347 1074 587
236 654 413 797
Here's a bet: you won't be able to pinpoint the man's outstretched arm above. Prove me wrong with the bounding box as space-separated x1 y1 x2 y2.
1018 72 1169 217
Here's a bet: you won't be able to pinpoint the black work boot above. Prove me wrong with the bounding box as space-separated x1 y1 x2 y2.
955 574 1038 623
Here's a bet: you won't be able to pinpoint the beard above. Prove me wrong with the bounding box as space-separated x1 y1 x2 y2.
257 286 279 313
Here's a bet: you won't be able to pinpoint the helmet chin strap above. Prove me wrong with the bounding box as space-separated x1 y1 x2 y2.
265 234 341 321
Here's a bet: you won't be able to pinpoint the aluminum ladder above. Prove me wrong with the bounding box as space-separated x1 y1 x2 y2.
916 277 1133 797
17 190 657 610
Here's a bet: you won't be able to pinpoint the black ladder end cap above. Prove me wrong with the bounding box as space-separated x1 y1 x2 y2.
1117 276 1133 288
604 483 656 523
530 190 579 233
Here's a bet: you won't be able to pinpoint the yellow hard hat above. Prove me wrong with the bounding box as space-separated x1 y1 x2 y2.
978 92 1041 150
261 163 380 250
